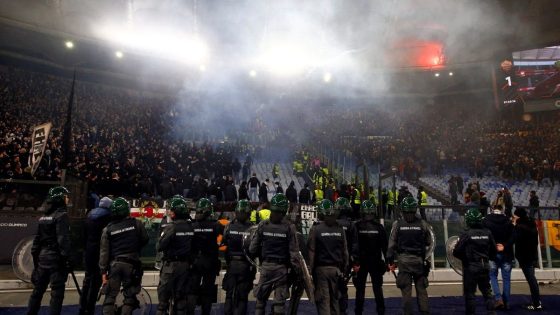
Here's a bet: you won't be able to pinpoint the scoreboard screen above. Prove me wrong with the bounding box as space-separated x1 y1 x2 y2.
496 57 523 107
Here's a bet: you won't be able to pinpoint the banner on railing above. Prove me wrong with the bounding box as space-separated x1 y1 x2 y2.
300 204 318 235
29 122 52 176
130 199 166 227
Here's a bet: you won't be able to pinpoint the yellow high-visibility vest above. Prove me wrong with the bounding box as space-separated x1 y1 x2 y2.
420 191 428 205
353 189 361 204
314 189 324 201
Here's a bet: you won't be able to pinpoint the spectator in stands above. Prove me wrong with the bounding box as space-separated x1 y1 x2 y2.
242 161 250 182
299 183 311 204
479 191 490 217
275 181 283 194
483 204 515 310
238 181 249 200
258 181 268 203
248 173 260 202
448 178 458 205
492 191 505 210
513 208 543 311
456 175 464 195
553 160 560 186
224 180 237 202
503 187 513 217
285 181 297 203
232 158 241 184
529 191 540 219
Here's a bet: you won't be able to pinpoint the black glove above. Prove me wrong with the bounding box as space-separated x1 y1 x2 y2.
31 269 40 285
423 260 431 276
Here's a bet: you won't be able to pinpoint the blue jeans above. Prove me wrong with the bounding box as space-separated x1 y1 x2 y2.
489 254 512 304
249 187 258 202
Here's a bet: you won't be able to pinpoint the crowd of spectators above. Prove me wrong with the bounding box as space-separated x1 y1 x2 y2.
0 67 255 200
2 66 559 205
306 104 560 185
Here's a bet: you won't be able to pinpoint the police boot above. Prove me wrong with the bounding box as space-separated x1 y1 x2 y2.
120 297 140 315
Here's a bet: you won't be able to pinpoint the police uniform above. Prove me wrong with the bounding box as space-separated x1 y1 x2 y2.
387 217 433 315
27 206 71 315
156 218 194 315
337 213 357 314
155 214 173 268
186 218 223 315
222 219 255 315
353 218 388 315
100 217 149 315
453 223 497 315
249 218 300 315
308 221 348 315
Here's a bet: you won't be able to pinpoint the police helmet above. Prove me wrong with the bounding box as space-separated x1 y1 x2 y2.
400 196 417 213
110 197 130 217
270 193 289 214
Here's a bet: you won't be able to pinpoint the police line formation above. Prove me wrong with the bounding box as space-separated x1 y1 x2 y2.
27 186 543 315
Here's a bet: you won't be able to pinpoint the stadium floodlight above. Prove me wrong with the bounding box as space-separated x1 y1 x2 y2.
434 73 440 77
115 51 124 58
249 70 257 77
96 24 209 66
65 41 74 49
257 40 322 76
323 72 332 83
449 72 453 76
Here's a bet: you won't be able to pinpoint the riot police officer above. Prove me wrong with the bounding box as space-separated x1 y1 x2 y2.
27 186 72 315
100 197 149 315
335 197 357 314
353 200 388 315
249 193 300 315
155 195 183 269
222 199 255 315
453 208 497 315
156 197 194 315
387 196 433 315
308 199 348 315
187 198 223 315
80 197 113 315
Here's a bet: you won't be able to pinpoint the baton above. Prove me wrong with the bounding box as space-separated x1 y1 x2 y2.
70 270 82 296
97 283 107 302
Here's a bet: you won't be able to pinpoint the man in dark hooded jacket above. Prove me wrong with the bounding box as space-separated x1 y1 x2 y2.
285 181 298 203
79 197 113 315
513 208 543 311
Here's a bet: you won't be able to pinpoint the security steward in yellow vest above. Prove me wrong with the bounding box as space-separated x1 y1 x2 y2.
417 186 428 221
314 186 324 203
350 185 361 219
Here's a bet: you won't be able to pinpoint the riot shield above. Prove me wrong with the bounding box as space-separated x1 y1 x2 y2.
425 225 436 261
445 236 463 275
12 236 34 282
295 251 315 304
242 225 260 271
